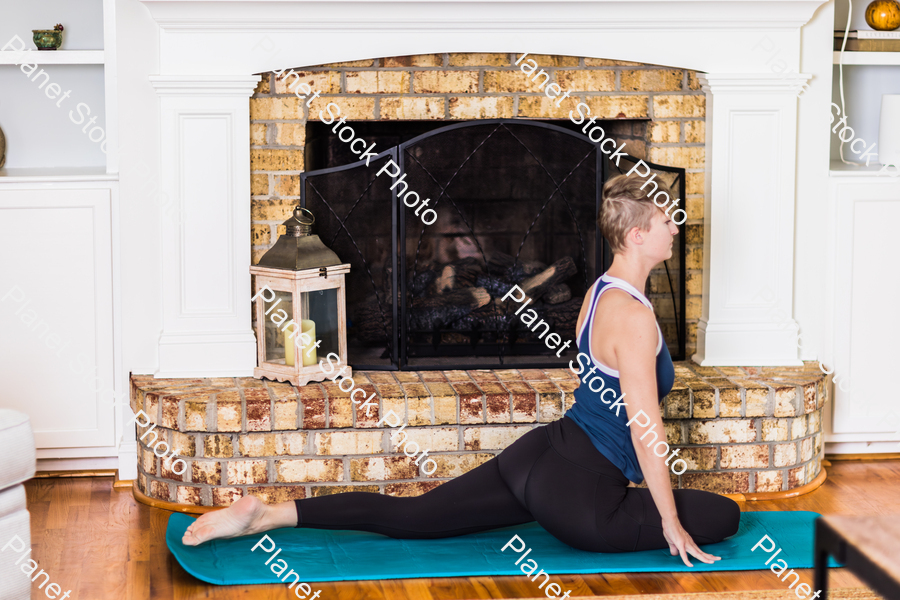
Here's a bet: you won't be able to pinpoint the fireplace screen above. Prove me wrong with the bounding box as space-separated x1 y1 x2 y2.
301 119 685 370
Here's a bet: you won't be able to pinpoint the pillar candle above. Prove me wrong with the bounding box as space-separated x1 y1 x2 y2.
284 319 317 367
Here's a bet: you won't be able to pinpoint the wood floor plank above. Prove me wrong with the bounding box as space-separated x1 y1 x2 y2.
21 461 896 599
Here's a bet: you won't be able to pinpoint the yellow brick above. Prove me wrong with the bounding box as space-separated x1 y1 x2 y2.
688 71 703 91
251 224 271 246
380 97 445 120
250 97 304 120
274 175 300 196
774 387 798 417
239 433 275 457
250 123 267 146
686 172 704 195
432 393 458 425
389 427 458 452
414 71 478 94
620 69 683 92
649 121 680 143
685 223 703 245
273 70 340 95
585 58 642 67
251 198 295 221
315 431 383 455
253 73 270 95
251 248 267 265
483 70 537 93
141 448 156 475
685 196 703 220
449 53 510 67
308 97 376 121
527 54 579 67
756 470 783 492
648 147 705 169
449 96 514 119
384 55 442 67
686 271 703 296
463 426 533 450
346 71 410 94
315 59 374 68
517 95 580 119
556 70 616 92
350 456 417 481
275 123 305 146
585 95 649 118
762 419 788 442
275 432 307 455
273 401 298 430
227 460 268 485
276 458 343 483
746 387 770 417
653 95 706 118
251 174 269 196
217 403 242 432
251 149 303 171
774 442 798 467
684 120 705 143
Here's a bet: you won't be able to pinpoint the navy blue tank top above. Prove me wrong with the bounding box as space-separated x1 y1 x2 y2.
565 274 676 484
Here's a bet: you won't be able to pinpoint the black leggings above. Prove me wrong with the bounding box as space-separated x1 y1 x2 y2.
294 416 741 552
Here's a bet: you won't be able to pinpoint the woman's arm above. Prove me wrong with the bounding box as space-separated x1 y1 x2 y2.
607 299 721 567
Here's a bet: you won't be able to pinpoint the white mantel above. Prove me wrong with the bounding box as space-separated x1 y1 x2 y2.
135 0 828 375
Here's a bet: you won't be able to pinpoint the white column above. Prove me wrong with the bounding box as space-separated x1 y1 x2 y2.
150 76 260 377
694 73 810 366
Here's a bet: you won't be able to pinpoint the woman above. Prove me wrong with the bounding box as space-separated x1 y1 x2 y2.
183 173 740 567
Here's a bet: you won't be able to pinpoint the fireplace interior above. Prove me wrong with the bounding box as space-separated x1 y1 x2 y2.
301 119 685 370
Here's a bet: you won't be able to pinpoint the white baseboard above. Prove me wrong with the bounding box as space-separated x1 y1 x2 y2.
36 456 120 472
825 441 900 454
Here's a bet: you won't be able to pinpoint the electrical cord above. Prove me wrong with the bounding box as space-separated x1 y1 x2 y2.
837 0 869 167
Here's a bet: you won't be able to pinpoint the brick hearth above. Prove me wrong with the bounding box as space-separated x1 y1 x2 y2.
130 362 827 507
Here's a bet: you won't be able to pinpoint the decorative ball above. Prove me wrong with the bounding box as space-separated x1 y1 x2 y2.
866 0 900 31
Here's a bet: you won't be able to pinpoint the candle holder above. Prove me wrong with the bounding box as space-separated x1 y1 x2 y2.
250 206 351 386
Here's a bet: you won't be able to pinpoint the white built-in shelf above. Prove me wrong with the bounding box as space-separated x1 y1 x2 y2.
832 51 900 65
0 50 105 65
0 166 115 183
829 160 900 177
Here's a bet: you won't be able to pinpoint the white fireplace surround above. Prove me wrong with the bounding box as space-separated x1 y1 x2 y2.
137 0 829 377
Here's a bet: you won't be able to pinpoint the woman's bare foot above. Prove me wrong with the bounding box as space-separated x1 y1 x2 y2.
182 495 271 546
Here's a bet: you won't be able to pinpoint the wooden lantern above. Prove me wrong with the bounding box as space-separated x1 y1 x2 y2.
250 206 351 386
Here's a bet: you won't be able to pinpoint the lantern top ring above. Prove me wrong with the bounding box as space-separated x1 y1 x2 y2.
293 206 315 225
285 206 315 237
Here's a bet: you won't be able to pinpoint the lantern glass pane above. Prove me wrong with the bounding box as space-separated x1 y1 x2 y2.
263 290 294 365
300 288 339 365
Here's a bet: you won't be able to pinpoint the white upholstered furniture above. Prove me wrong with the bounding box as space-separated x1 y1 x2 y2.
0 409 36 600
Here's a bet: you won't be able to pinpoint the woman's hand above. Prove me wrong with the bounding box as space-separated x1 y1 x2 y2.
661 517 721 567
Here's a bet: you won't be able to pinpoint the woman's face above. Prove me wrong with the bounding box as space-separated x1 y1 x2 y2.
642 208 679 261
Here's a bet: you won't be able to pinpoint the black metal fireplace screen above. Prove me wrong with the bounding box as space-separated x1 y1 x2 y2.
300 119 686 370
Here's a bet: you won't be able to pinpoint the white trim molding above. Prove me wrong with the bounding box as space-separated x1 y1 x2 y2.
693 73 811 366
151 76 260 377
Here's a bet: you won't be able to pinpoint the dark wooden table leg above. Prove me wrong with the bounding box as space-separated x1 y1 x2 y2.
814 518 832 599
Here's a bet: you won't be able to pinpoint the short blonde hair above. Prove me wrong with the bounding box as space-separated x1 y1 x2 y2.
598 173 673 254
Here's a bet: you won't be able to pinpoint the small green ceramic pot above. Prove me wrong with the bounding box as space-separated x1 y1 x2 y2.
32 30 63 50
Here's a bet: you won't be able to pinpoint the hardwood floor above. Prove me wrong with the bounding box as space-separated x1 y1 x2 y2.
21 460 896 599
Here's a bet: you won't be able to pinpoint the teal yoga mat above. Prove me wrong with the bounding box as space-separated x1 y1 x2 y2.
166 510 840 585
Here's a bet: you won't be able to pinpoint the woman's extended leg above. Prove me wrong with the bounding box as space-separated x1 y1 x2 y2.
183 451 537 546
294 456 534 539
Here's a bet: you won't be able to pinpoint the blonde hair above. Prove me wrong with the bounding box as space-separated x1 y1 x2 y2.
598 173 673 254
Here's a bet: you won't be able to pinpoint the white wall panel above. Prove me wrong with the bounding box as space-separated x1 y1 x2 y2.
0 188 115 449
